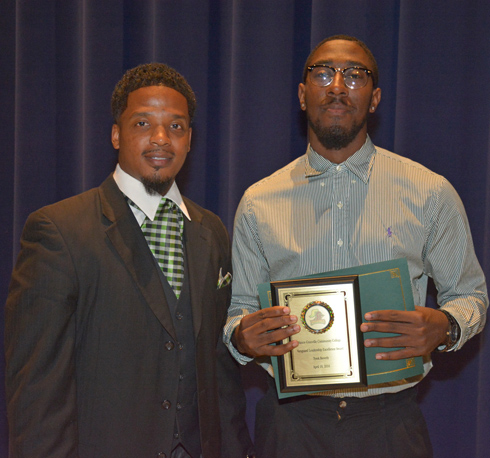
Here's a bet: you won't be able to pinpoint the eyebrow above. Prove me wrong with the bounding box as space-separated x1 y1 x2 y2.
129 111 188 121
311 59 368 68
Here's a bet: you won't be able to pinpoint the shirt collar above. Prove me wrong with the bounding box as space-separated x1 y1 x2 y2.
305 135 376 184
113 164 191 221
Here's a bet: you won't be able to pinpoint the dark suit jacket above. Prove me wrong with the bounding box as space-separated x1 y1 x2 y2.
5 175 253 458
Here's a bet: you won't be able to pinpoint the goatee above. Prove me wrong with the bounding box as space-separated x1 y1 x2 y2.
141 175 173 196
307 112 367 151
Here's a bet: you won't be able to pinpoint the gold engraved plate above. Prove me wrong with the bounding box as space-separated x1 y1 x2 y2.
271 275 366 392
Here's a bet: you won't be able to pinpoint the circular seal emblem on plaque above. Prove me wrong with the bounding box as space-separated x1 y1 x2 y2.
301 301 334 334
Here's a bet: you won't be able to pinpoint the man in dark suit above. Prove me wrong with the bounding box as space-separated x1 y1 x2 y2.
5 63 253 458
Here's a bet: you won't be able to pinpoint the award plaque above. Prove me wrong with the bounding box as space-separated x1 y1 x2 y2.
271 275 366 392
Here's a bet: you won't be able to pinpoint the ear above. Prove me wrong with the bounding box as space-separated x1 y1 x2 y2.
188 127 192 152
111 124 120 149
298 83 306 111
369 88 382 113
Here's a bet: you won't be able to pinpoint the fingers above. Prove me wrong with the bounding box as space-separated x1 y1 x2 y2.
360 307 448 359
362 333 428 360
235 324 300 357
361 321 404 334
259 338 299 357
234 306 301 358
363 309 414 324
242 307 297 327
369 348 418 360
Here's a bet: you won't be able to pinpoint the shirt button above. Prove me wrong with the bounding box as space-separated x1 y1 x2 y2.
339 400 347 409
337 201 343 209
336 165 341 171
176 312 183 320
161 400 171 410
157 453 166 458
173 433 180 439
178 343 184 350
321 182 325 187
176 403 182 411
179 374 184 381
165 341 174 351
337 239 343 247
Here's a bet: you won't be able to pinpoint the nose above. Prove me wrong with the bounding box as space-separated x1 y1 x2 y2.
150 125 170 145
327 71 348 96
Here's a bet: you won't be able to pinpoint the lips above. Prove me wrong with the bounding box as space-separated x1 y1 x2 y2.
321 98 353 116
142 149 174 168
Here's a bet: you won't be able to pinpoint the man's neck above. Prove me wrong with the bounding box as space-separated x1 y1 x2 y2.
309 132 368 164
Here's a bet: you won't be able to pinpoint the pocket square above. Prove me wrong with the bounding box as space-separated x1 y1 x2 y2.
217 267 232 289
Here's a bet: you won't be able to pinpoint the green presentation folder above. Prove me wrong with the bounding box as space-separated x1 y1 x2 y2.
258 258 424 399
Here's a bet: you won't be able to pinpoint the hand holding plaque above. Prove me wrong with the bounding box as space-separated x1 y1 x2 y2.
258 258 425 398
232 305 300 358
270 276 366 392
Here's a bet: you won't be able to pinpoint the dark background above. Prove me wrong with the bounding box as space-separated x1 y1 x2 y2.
2 1 490 456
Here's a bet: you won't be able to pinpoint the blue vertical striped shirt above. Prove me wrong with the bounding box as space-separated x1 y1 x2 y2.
224 137 487 397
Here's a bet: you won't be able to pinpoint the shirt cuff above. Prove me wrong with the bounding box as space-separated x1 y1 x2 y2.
223 315 254 365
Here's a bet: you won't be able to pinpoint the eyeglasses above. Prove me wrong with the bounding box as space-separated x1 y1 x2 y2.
307 65 373 89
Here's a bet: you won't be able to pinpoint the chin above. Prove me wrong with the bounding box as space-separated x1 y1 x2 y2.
141 175 174 196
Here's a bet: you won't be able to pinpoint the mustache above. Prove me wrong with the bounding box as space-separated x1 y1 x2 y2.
325 97 351 107
142 147 174 155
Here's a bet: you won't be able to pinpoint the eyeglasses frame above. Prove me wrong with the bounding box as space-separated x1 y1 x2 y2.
307 64 373 89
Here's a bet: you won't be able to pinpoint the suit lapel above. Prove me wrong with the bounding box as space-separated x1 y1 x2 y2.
184 200 213 338
98 176 178 341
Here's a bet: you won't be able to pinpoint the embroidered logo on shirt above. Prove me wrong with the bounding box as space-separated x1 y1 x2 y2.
387 227 393 238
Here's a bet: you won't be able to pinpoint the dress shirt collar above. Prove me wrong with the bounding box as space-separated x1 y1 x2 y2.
305 135 376 183
113 163 191 221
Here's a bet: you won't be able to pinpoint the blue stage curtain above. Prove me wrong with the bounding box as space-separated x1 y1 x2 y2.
1 1 489 456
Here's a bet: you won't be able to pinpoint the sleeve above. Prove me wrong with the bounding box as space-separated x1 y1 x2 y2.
5 210 79 457
423 178 488 350
223 193 270 364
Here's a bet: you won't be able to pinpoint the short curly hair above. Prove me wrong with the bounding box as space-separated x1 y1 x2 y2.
111 63 197 123
302 35 379 88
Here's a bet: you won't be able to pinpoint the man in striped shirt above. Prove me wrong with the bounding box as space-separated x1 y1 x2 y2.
224 35 487 458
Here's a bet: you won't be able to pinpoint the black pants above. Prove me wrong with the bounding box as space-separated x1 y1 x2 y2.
255 379 433 458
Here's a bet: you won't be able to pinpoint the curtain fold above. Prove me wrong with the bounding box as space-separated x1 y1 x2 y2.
1 1 489 456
